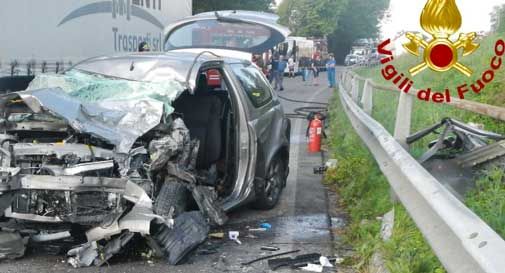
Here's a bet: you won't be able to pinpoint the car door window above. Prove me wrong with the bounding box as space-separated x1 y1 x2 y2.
230 64 272 108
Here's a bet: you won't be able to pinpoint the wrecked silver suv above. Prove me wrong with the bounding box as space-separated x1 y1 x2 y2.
0 51 290 266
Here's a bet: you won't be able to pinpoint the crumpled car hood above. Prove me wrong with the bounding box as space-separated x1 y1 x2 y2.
1 70 187 153
17 88 164 154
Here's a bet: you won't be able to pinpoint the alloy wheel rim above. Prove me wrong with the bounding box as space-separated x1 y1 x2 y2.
265 160 281 202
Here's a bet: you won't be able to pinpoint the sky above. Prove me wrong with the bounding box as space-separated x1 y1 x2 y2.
381 0 505 38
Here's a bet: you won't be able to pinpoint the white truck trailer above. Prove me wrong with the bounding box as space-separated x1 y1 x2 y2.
0 0 192 76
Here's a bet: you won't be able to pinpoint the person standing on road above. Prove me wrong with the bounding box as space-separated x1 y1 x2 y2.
326 54 337 88
311 58 319 86
270 53 279 83
304 57 313 85
274 55 288 91
299 56 308 82
288 57 295 78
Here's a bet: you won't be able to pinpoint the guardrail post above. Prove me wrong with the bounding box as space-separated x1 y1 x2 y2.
393 91 413 149
346 72 350 88
346 74 352 93
361 79 373 115
341 71 347 88
391 91 414 203
351 77 359 102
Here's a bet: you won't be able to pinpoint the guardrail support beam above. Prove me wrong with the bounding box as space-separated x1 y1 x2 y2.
393 91 413 150
361 79 373 115
351 77 359 102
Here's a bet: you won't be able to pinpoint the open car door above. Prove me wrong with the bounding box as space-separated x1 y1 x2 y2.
163 10 291 55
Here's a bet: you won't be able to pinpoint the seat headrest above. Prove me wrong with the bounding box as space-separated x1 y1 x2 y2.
194 74 209 96
206 69 222 88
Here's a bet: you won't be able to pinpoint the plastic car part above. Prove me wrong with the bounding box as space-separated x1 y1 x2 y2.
70 233 136 268
93 231 135 266
191 185 228 226
267 253 322 271
241 250 301 266
67 241 99 268
152 211 210 265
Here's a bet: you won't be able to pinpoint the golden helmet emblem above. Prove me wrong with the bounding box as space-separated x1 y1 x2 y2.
403 0 479 76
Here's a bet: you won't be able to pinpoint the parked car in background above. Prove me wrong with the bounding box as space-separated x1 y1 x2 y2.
345 54 362 66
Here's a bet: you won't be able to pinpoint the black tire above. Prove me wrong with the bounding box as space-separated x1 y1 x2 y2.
152 211 209 265
154 179 189 217
252 156 286 210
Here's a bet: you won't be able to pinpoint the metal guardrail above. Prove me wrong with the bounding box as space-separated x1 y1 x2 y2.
339 70 505 273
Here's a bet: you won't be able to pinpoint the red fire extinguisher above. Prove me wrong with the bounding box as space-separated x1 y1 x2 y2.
308 115 323 153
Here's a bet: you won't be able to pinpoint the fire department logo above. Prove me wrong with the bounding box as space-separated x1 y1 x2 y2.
403 0 479 76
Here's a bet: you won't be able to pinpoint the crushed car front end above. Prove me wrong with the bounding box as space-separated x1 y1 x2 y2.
0 64 225 266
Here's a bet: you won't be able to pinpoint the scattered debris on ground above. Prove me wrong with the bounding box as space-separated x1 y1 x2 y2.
228 231 242 245
261 246 280 251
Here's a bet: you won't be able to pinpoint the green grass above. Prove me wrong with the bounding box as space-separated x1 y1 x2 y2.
325 93 444 273
355 33 505 239
326 33 505 272
357 34 505 156
383 206 445 273
467 168 505 237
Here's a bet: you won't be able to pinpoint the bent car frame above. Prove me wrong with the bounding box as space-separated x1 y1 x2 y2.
0 11 291 267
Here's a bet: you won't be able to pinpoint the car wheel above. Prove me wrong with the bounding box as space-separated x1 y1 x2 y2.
253 156 285 210
154 178 189 217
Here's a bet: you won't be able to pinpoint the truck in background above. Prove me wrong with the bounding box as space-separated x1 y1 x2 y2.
0 0 192 79
279 36 328 75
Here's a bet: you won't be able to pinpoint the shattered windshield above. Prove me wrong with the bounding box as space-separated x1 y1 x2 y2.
27 69 186 113
16 70 188 153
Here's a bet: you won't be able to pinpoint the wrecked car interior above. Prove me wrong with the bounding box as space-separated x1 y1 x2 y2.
0 63 241 267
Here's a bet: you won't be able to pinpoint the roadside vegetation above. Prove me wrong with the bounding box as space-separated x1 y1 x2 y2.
325 30 505 272
355 32 505 239
325 93 445 273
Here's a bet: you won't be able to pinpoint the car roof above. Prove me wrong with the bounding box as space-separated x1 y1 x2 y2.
73 51 249 91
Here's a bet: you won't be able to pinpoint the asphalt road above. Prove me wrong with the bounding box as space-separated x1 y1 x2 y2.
0 73 338 273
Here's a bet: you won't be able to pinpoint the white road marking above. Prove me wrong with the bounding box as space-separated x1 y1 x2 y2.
281 85 331 254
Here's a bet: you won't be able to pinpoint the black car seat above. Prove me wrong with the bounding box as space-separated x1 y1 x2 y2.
173 74 223 169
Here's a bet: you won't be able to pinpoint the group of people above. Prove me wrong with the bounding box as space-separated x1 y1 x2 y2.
253 53 288 91
253 52 337 92
139 41 337 90
299 54 337 88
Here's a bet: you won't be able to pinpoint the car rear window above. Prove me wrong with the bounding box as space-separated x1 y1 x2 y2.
165 20 272 51
230 64 272 108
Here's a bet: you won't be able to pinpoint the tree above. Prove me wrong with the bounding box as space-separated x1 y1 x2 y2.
328 0 389 62
278 0 347 37
278 0 388 62
193 0 273 14
491 4 505 33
